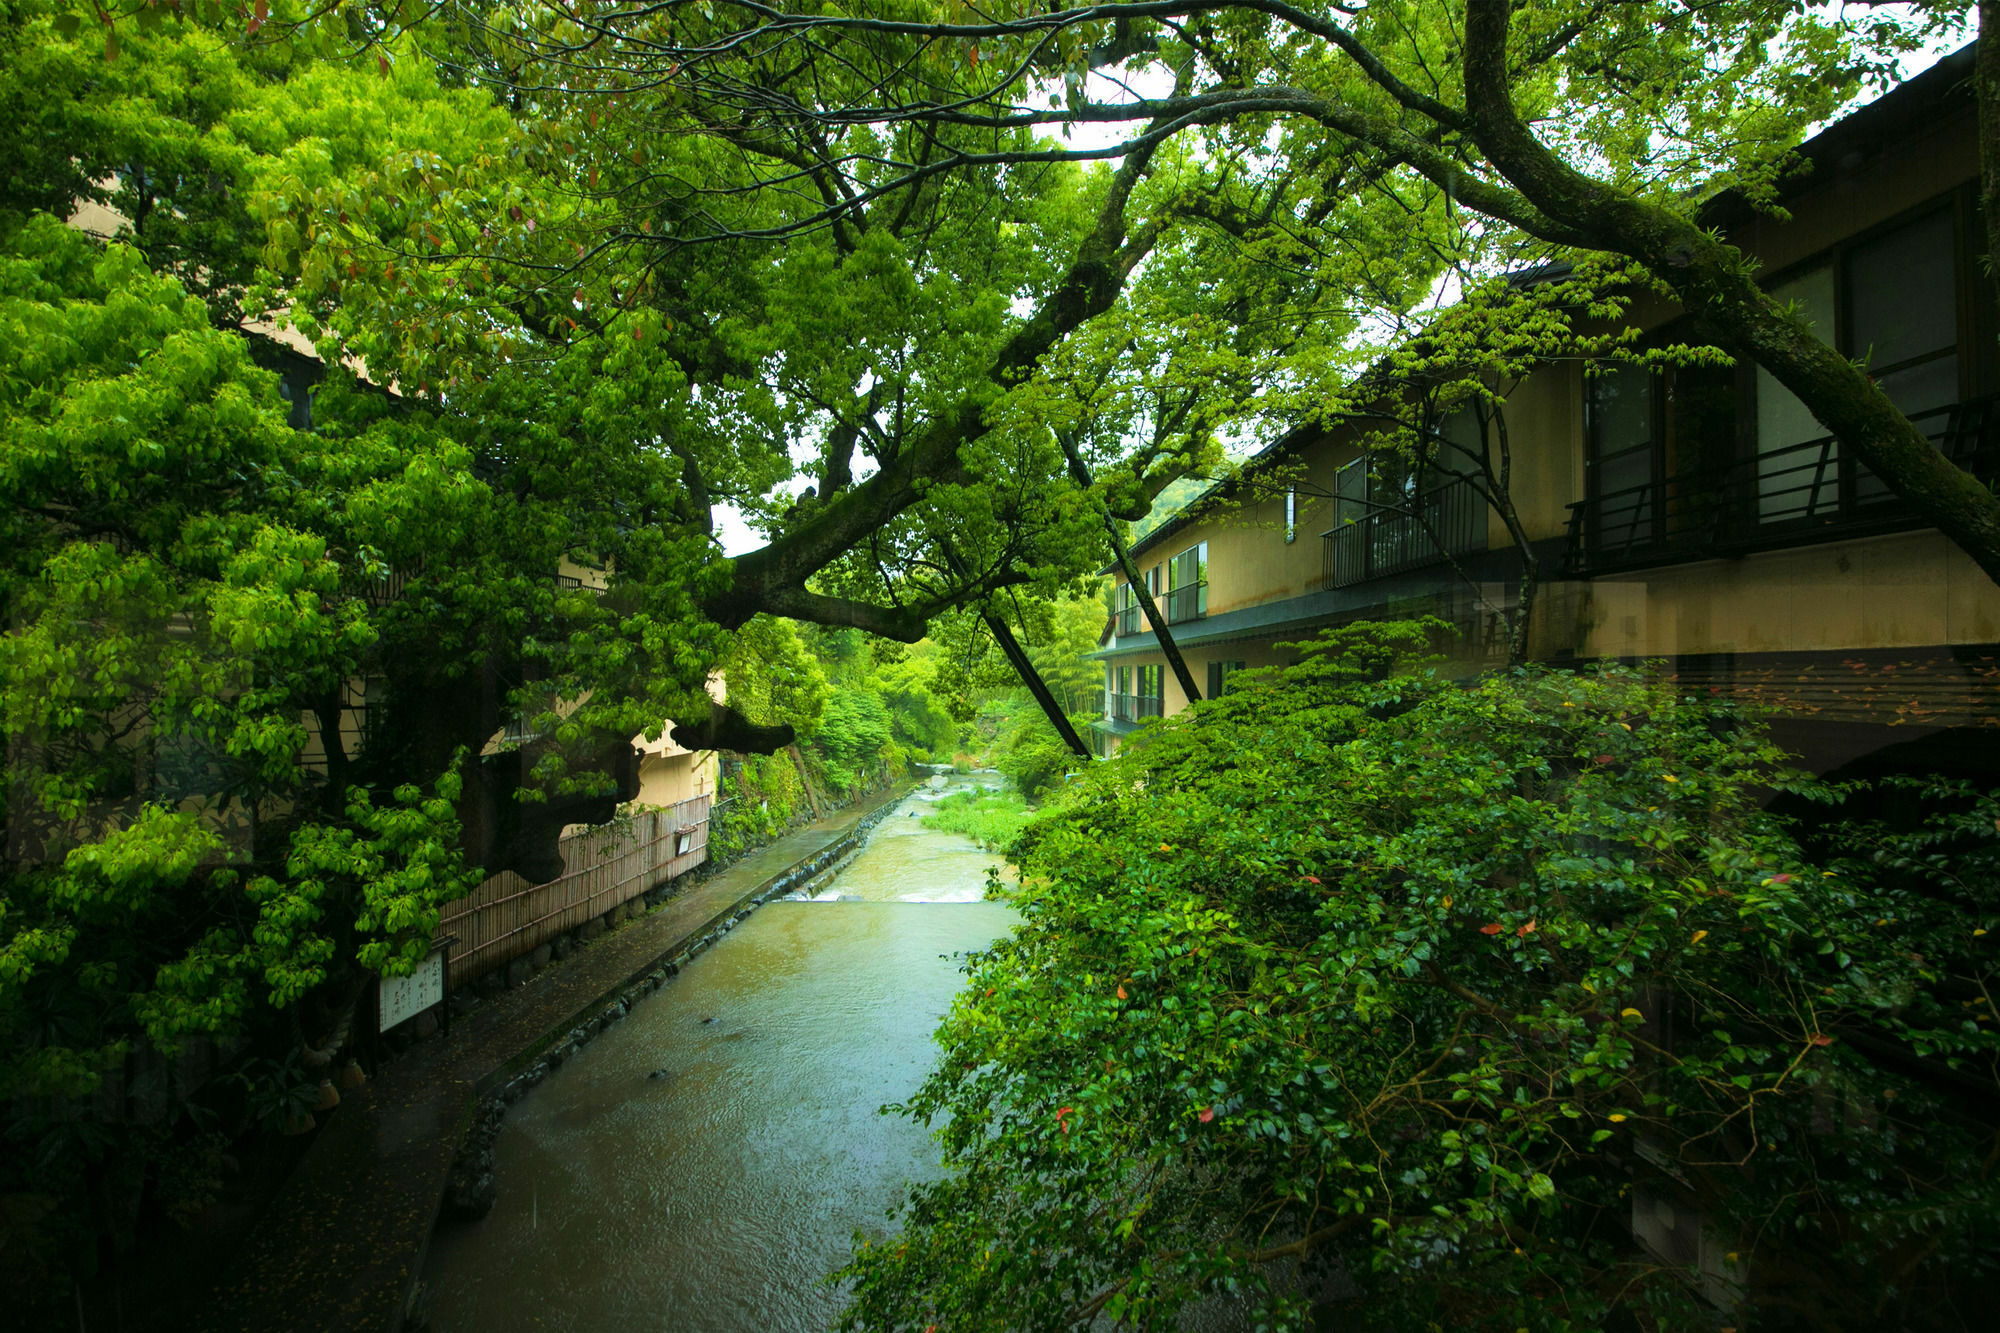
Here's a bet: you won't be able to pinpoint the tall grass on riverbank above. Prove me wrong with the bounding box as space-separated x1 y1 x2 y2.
920 789 1032 852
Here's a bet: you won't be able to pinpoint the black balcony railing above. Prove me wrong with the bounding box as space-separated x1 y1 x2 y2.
1108 693 1164 722
1321 477 1484 590
1165 582 1207 623
1564 397 2000 576
1117 604 1141 636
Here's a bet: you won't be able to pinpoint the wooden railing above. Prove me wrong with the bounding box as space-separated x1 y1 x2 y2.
436 793 713 984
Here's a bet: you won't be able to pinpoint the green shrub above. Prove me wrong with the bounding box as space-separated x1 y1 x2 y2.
837 622 2000 1332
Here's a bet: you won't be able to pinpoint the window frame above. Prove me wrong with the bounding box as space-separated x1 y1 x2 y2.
1165 540 1208 623
1746 188 1987 515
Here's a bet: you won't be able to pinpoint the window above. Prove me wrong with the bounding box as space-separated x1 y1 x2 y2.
1755 264 1840 520
1754 202 1965 520
1284 488 1297 543
1588 364 1661 544
1334 456 1366 526
1136 664 1164 717
1111 665 1137 721
1115 581 1140 635
1165 541 1207 622
1324 451 1482 588
1206 659 1247 697
674 829 694 856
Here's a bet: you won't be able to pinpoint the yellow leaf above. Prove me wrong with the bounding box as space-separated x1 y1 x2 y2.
1662 774 1680 783
1620 1008 1644 1021
1690 930 1708 945
1609 1113 1628 1123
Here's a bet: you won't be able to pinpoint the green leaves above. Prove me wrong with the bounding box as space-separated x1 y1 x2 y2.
840 623 2000 1328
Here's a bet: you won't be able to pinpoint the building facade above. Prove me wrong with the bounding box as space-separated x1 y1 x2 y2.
1093 46 2000 783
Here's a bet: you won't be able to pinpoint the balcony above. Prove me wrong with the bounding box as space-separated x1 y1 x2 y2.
1164 582 1207 623
1563 398 2000 577
1108 693 1164 723
1321 476 1484 590
1117 603 1141 636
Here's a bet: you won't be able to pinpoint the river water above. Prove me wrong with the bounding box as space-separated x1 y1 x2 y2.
420 777 1016 1332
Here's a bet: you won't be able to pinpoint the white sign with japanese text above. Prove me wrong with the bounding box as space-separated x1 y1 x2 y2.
379 950 445 1031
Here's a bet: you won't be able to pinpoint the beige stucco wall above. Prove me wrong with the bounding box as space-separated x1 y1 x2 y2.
1556 530 2000 659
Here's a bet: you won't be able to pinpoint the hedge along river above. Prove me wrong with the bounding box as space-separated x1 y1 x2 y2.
420 774 1017 1332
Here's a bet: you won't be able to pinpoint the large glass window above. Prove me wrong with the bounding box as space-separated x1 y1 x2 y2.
1115 581 1140 635
1206 659 1247 697
1754 204 1962 519
1589 364 1660 544
1166 541 1208 622
1755 264 1840 521
1136 664 1164 717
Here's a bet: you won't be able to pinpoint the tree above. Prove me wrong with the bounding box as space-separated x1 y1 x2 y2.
418 0 2000 592
836 624 2000 1330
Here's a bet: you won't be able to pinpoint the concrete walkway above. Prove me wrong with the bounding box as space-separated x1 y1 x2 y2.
187 784 913 1333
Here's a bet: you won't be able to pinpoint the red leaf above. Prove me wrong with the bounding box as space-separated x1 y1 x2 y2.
1301 874 1321 885
1517 919 1538 938
1479 923 1504 935
1810 1034 1834 1047
1115 984 1127 1000
1594 754 1613 765
1198 1106 1215 1124
1055 1106 1075 1135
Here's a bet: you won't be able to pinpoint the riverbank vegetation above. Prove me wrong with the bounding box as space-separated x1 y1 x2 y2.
838 622 2000 1331
708 620 967 858
919 789 1035 853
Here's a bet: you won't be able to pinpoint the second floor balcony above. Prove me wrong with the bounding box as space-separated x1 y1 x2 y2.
1164 581 1207 623
1564 398 2000 576
1322 476 1485 590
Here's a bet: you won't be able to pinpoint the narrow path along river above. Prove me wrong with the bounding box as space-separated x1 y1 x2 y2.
420 775 1016 1331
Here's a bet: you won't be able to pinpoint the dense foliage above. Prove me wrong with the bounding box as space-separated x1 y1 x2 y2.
839 625 2000 1330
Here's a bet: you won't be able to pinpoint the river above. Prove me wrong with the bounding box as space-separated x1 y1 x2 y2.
419 776 1016 1332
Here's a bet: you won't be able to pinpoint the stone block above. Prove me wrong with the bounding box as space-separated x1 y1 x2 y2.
530 943 552 970
577 916 606 943
444 1171 496 1222
413 1010 439 1040
506 958 531 989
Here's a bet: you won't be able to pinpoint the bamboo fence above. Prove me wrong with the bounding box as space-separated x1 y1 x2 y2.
436 793 713 984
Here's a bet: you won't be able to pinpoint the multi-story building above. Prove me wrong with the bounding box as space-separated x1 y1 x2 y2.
1093 45 2000 783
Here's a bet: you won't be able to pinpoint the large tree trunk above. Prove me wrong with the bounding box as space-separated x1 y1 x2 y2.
982 608 1094 759
1051 433 1204 706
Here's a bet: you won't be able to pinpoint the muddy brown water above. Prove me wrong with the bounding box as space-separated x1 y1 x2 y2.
420 778 1016 1331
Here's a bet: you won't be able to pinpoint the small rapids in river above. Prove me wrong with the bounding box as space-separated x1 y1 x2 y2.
420 774 1016 1332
